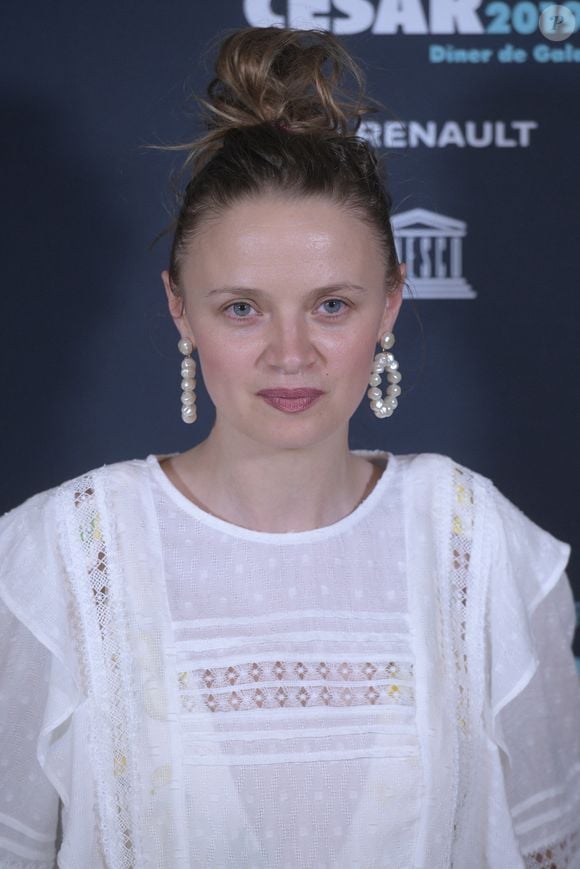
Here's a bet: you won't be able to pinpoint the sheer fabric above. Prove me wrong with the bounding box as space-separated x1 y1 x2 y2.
0 450 578 868
150 452 420 868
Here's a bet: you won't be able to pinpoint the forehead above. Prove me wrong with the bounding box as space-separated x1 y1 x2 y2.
180 195 385 291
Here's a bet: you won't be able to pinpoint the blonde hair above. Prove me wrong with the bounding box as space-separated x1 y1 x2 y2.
148 26 407 310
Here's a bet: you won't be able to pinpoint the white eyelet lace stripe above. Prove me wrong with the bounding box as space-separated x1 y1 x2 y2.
57 474 139 869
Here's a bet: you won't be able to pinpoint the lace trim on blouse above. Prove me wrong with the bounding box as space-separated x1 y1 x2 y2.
57 474 139 869
448 464 475 865
177 658 415 714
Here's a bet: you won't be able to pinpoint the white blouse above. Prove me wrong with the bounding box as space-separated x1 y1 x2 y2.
148 451 419 868
0 449 578 868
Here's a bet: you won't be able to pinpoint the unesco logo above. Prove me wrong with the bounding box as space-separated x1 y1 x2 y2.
391 209 476 300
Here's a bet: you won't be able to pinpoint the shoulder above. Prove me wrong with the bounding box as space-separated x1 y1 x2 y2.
393 449 493 495
0 456 148 541
0 482 60 561
391 450 570 555
389 452 496 548
411 453 572 604
393 449 479 474
0 456 149 633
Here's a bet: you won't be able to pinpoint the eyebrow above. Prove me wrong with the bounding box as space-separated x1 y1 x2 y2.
205 282 369 298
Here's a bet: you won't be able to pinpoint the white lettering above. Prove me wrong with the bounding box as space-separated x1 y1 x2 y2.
243 0 283 26
510 121 538 147
408 121 437 147
374 0 428 34
244 0 487 34
332 0 375 33
495 122 517 147
464 121 493 147
289 0 331 28
438 122 465 147
384 121 409 147
359 120 383 148
362 120 539 149
430 0 484 34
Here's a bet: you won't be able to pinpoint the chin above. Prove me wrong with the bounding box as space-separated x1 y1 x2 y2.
246 418 348 453
214 396 358 449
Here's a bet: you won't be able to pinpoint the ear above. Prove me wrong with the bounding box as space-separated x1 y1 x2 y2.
377 263 406 343
161 270 196 346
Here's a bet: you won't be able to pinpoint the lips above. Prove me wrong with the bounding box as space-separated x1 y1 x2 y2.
257 388 324 398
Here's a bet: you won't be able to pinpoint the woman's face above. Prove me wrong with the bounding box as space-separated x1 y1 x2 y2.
162 194 404 452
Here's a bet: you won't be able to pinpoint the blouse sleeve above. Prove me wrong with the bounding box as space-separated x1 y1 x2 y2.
0 488 84 868
0 596 60 868
486 482 580 868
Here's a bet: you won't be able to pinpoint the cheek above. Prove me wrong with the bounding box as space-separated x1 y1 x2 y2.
195 341 253 400
331 335 375 384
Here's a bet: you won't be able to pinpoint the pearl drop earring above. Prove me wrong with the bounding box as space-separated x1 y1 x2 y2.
367 331 402 419
178 337 197 424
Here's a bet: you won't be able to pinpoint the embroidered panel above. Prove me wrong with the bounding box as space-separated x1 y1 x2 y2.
177 658 415 714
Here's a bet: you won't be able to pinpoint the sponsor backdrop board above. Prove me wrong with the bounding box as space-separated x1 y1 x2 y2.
1 4 579 662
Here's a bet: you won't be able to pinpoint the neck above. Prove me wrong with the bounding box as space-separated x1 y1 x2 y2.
167 424 383 533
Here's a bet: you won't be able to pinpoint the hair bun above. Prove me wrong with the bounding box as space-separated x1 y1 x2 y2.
198 26 382 138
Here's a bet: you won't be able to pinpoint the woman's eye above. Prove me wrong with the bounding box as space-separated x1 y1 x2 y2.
319 298 347 315
225 302 256 318
224 298 348 319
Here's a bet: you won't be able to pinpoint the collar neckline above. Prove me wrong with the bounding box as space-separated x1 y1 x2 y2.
144 449 396 544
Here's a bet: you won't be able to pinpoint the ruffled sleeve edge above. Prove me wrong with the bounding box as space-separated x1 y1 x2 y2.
492 553 572 722
0 488 86 807
484 479 573 763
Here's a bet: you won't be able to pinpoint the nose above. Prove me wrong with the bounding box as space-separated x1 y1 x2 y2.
262 313 318 375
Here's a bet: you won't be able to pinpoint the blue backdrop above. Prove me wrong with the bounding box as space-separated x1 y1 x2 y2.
1 2 578 664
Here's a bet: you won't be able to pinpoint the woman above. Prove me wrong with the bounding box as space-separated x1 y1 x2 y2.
0 25 578 869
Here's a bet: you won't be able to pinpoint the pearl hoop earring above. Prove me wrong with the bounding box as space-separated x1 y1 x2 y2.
178 337 197 424
367 331 402 419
